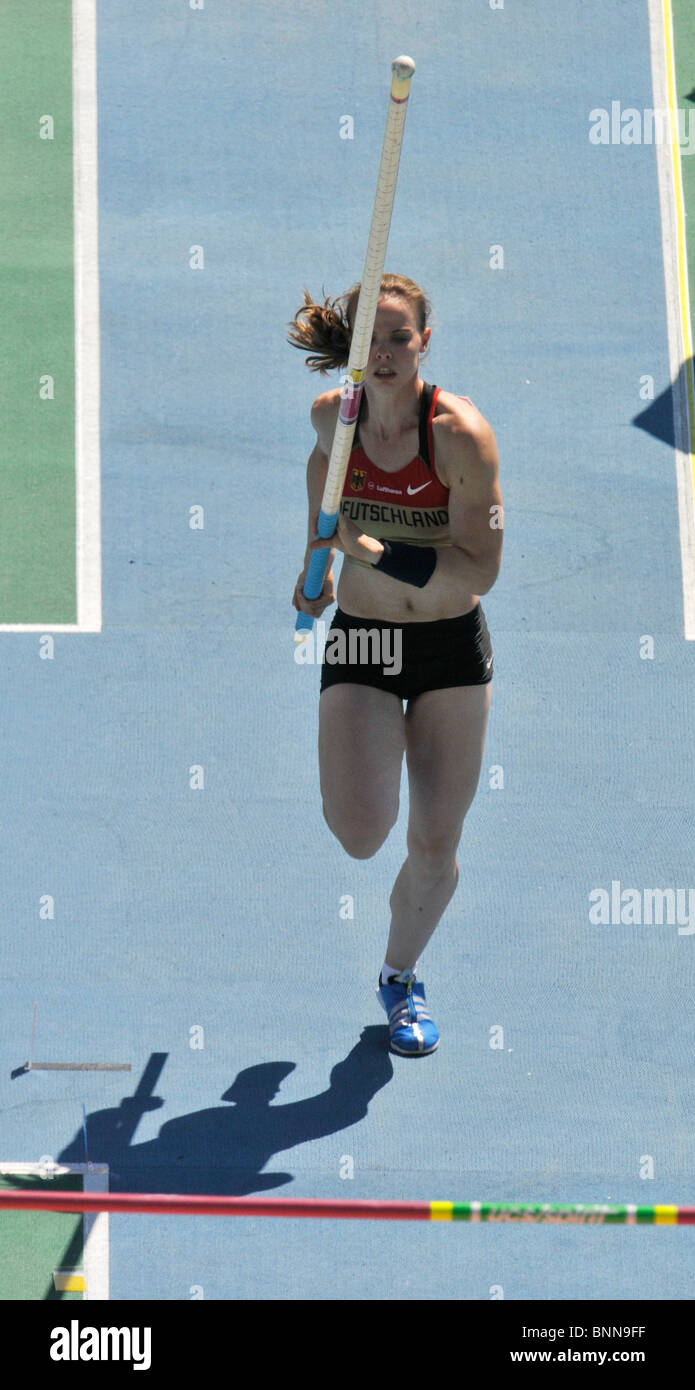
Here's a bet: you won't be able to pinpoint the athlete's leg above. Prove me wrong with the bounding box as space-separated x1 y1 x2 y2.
319 684 406 859
384 683 492 969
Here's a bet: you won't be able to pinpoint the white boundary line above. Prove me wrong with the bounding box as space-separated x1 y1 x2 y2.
72 0 102 633
0 1162 109 1300
82 1163 110 1301
0 623 99 633
0 0 102 634
648 0 695 639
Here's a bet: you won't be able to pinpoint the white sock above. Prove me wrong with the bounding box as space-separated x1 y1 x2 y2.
380 961 417 985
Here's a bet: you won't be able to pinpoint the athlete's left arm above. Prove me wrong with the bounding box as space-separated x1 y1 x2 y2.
433 414 503 596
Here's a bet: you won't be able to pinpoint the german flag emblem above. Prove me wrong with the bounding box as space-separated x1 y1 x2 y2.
349 468 367 493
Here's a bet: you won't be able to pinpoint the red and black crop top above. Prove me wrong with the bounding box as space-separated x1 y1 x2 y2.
340 382 471 570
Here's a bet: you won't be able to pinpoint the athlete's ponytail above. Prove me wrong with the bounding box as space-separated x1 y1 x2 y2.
285 287 352 374
286 274 431 375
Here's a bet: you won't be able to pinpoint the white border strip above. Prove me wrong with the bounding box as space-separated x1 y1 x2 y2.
0 623 97 632
82 1163 109 1301
0 0 102 635
0 1162 109 1300
648 0 695 639
72 0 102 633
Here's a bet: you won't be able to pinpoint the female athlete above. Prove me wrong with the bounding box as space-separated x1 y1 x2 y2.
288 274 503 1056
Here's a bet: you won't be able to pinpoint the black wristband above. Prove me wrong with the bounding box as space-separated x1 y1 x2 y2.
372 539 437 588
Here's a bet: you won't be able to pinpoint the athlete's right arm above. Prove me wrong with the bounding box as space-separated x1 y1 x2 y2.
292 392 340 618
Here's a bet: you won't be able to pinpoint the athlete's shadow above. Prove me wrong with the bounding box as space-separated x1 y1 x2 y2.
57 1029 392 1195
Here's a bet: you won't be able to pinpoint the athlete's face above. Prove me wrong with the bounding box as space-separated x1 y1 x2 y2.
367 296 430 387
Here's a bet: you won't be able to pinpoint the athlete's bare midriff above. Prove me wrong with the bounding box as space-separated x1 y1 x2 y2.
339 562 478 623
326 384 479 623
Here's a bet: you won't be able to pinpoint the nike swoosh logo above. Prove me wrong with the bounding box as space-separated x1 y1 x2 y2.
406 481 431 495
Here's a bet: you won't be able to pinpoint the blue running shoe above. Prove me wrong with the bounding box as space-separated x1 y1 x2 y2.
377 968 440 1056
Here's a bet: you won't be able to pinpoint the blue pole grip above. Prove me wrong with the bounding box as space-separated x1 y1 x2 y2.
294 508 339 637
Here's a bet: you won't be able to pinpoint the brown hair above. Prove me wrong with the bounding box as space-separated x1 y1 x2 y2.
286 273 431 374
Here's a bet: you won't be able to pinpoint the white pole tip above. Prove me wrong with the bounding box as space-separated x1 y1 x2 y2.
392 56 415 79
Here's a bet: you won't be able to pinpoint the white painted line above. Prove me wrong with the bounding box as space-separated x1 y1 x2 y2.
648 0 695 639
73 0 102 633
83 1163 110 1301
0 623 98 632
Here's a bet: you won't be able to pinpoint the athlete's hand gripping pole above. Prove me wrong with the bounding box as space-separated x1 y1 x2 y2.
294 56 416 641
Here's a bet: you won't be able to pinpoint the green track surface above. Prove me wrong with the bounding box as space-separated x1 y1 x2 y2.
0 1174 83 1301
0 0 76 623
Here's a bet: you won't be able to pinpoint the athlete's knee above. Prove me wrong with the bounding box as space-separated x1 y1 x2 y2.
406 828 460 878
323 800 397 858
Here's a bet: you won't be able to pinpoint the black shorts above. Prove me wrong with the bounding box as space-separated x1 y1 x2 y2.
319 603 494 703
